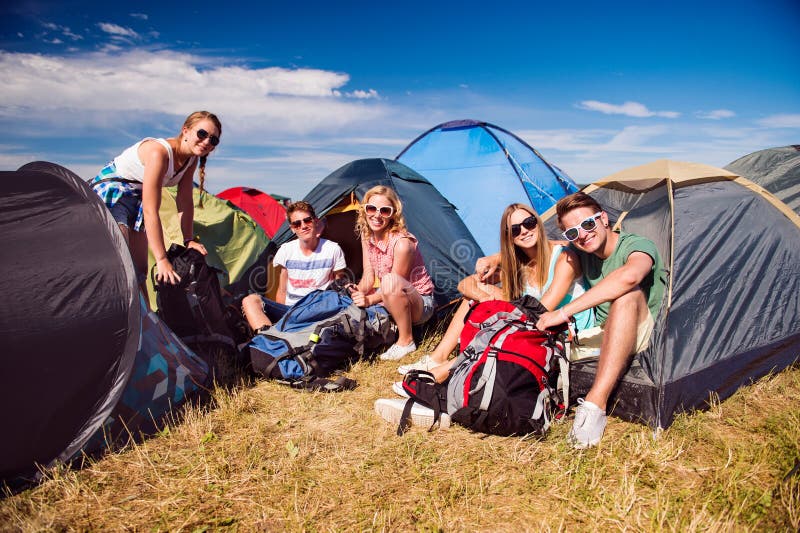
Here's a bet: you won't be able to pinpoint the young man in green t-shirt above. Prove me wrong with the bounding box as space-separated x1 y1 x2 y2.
536 192 666 449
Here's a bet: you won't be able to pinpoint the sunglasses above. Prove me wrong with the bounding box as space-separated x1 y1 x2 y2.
510 215 538 237
562 212 603 241
290 216 314 228
197 128 220 146
364 203 394 218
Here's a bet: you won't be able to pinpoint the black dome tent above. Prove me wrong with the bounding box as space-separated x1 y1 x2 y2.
0 162 208 485
542 160 800 428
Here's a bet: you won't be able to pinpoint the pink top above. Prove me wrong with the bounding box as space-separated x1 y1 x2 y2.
367 231 435 296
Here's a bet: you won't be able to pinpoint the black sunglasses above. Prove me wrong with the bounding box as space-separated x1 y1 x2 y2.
197 128 220 146
290 216 314 229
510 215 538 237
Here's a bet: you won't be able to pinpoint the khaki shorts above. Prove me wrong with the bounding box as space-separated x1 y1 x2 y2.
570 312 655 362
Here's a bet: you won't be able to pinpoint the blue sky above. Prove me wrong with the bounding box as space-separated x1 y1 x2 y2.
1 0 799 199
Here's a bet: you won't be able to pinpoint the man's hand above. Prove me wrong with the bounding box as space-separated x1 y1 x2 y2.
536 310 566 331
475 254 500 282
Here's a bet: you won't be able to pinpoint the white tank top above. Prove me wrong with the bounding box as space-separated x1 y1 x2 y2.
113 137 195 187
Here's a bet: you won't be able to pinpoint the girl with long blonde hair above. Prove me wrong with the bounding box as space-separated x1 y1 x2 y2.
349 185 435 361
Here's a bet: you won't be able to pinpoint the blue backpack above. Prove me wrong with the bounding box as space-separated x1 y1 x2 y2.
247 290 397 390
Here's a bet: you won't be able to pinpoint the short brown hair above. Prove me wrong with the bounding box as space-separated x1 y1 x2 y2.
286 200 317 220
555 192 603 225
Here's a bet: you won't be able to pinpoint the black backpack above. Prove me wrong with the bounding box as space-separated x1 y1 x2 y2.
396 297 569 437
154 244 240 383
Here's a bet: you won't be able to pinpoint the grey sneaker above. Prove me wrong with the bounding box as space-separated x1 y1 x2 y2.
568 398 607 449
374 398 450 429
379 341 417 361
397 354 437 375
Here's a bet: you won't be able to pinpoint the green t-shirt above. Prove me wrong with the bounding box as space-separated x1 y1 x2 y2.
575 231 667 325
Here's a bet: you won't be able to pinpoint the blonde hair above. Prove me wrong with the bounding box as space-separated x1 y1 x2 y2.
180 111 222 208
498 203 552 301
355 185 408 239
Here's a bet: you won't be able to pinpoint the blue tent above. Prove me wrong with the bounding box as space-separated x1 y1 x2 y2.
397 119 578 255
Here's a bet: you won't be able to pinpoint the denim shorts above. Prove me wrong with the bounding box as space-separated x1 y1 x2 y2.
108 193 141 229
413 293 436 325
258 296 292 324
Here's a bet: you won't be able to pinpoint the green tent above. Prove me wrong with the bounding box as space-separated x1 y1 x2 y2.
146 187 270 306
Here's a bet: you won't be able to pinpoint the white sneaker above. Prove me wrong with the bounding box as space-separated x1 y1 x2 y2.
392 381 410 398
397 354 438 375
374 398 450 429
568 398 607 449
379 341 417 361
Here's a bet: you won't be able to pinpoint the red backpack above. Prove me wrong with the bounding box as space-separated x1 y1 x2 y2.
399 296 569 437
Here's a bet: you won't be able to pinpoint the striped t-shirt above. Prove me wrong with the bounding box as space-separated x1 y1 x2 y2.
273 238 347 305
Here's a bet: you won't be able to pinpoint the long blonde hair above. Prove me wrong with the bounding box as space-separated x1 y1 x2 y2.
355 185 408 239
180 111 221 208
499 203 552 301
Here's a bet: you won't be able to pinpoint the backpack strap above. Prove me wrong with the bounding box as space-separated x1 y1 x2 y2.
396 370 447 436
289 374 358 393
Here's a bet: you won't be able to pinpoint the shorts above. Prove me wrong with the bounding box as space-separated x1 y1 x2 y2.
413 293 436 325
570 312 655 362
258 296 291 324
108 193 141 229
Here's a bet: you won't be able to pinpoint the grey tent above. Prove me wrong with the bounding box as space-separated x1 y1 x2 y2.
270 158 482 309
541 159 800 428
0 162 208 486
725 145 800 215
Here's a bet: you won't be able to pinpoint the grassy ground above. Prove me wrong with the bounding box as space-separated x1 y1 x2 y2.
2 341 799 531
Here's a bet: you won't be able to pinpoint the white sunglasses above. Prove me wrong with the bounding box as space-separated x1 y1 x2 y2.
562 212 603 241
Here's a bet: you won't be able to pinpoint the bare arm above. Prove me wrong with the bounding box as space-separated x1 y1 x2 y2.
356 237 375 294
458 273 503 302
536 251 654 330
174 163 208 255
390 236 415 280
475 253 501 282
139 142 177 283
275 266 288 305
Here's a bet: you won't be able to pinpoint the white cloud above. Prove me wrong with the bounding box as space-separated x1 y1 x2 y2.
97 22 139 39
346 89 379 99
696 109 735 120
0 49 388 139
577 100 680 119
130 13 149 20
757 114 800 128
39 22 83 42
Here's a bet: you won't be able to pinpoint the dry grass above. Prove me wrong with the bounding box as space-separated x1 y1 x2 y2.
2 345 798 532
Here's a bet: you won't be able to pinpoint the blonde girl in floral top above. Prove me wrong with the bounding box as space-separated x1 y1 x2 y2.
348 185 435 361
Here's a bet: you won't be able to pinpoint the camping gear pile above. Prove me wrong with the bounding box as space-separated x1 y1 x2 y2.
248 289 397 391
